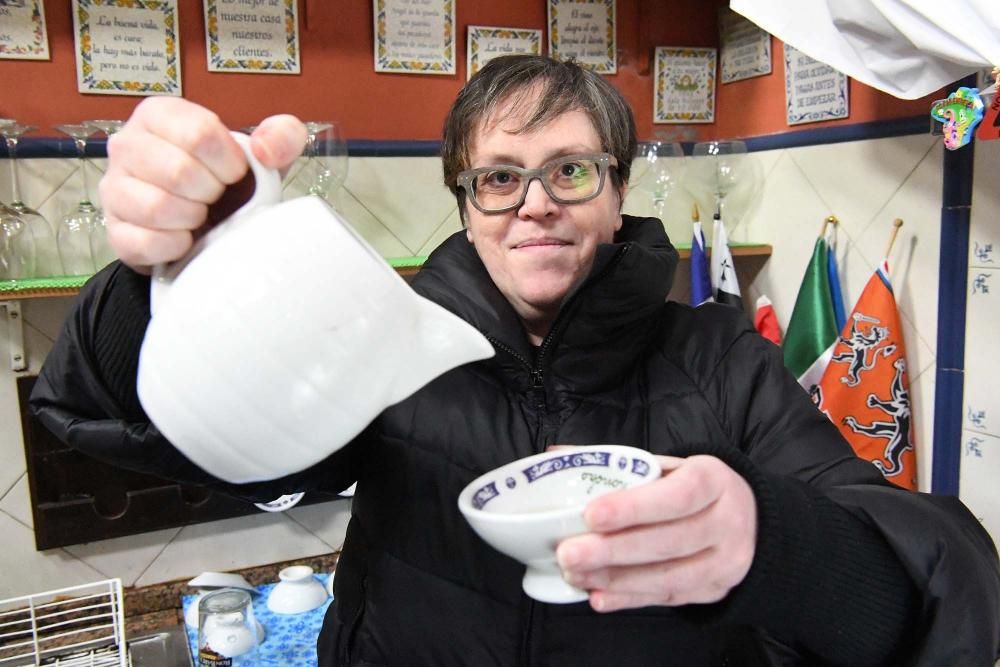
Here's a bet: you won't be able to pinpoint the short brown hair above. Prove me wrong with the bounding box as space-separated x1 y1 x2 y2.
441 55 637 217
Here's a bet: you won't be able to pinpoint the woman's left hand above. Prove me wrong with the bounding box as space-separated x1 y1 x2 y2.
555 454 757 612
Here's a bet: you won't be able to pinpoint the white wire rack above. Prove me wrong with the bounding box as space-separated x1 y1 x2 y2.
0 579 127 667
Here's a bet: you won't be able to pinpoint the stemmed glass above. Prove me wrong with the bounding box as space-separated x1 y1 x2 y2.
2 122 59 277
0 207 34 279
686 140 762 225
54 123 102 276
634 140 685 219
311 122 349 200
85 120 125 270
284 121 349 205
0 118 36 279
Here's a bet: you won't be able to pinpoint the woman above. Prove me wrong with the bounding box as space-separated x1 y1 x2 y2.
31 56 1000 665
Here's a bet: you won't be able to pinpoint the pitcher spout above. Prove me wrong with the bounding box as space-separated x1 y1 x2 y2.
386 296 495 405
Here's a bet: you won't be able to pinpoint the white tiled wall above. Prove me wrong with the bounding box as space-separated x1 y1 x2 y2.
0 133 962 599
961 139 1000 546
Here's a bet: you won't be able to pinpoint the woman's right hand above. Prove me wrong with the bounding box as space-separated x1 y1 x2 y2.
99 97 307 273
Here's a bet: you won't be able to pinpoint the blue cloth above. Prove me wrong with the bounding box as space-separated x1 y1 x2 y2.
826 241 846 332
690 223 713 306
182 575 333 666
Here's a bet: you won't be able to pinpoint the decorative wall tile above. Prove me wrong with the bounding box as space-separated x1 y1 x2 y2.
969 141 1000 269
959 429 1000 551
964 270 999 439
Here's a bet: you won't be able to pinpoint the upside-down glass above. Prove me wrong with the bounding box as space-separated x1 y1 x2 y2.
54 124 101 276
197 589 259 666
0 204 35 280
312 121 349 200
634 140 685 219
685 140 762 225
457 153 617 214
85 120 125 271
0 119 36 279
284 121 349 205
2 122 60 277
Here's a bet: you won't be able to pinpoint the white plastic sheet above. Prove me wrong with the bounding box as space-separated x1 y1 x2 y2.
731 0 1000 99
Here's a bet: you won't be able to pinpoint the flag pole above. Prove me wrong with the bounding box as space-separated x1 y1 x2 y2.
692 202 700 222
821 215 838 237
885 218 904 259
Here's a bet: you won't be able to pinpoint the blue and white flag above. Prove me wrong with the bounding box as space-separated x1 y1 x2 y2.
691 221 713 305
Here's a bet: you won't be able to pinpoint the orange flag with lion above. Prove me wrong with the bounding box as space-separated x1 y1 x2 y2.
812 260 917 490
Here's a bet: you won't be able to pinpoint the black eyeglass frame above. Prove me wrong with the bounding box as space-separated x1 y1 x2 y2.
456 152 618 214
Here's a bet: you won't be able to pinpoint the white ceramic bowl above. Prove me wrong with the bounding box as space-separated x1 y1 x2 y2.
266 566 328 614
458 445 660 604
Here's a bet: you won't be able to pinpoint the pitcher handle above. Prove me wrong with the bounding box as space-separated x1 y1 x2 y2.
149 130 284 314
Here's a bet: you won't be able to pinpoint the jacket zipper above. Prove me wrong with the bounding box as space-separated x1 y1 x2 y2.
480 244 630 667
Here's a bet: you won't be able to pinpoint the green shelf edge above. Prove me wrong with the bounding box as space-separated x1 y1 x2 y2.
0 257 431 295
1 246 770 295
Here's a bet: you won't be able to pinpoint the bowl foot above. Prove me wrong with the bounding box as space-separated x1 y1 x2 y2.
522 568 589 604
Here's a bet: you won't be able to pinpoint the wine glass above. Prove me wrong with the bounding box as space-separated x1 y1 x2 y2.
0 204 35 280
312 122 349 200
633 140 685 219
54 123 102 276
2 122 60 277
685 140 762 226
285 122 348 203
281 122 327 201
85 120 125 271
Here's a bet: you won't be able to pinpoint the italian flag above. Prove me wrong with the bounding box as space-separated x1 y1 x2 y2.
783 237 839 389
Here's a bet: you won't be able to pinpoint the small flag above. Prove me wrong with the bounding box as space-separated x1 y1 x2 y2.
691 221 713 306
783 236 838 390
825 226 847 333
813 260 917 490
711 214 742 308
754 295 781 345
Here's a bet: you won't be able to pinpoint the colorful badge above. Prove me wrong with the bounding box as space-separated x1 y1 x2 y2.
930 87 985 150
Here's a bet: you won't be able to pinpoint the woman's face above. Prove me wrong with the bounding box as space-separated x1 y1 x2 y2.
464 107 625 340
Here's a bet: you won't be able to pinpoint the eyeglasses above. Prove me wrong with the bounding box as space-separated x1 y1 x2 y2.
457 153 618 214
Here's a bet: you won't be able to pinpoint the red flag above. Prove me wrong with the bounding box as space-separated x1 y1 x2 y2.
754 295 782 345
813 261 917 490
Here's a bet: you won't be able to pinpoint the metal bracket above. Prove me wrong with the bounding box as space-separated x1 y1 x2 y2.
2 300 26 372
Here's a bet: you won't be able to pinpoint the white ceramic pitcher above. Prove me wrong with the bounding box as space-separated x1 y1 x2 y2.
137 132 494 483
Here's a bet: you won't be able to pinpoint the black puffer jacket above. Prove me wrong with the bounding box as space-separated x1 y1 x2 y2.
31 216 1000 666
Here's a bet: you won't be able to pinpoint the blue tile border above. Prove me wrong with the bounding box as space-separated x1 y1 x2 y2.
929 74 978 496
931 150 975 496
2 115 930 159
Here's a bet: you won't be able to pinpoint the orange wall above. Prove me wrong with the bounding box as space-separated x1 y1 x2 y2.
1 0 940 141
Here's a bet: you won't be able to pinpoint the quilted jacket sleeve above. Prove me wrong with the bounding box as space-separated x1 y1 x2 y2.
705 321 1000 666
29 261 360 503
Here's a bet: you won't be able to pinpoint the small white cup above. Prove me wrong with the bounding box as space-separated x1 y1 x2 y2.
457 445 661 604
266 565 328 614
137 132 494 483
